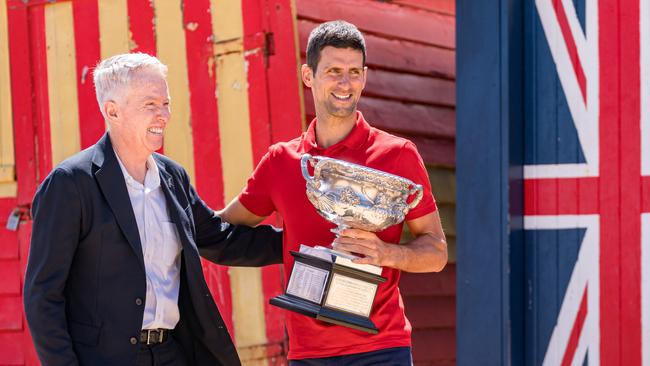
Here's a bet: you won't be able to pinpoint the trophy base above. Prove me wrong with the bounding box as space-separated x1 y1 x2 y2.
270 294 379 334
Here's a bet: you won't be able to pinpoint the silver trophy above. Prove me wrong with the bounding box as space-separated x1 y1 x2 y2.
270 154 424 333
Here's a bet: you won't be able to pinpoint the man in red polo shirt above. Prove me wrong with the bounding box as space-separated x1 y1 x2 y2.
220 20 448 365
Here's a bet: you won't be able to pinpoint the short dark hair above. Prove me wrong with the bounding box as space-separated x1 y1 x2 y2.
306 20 366 73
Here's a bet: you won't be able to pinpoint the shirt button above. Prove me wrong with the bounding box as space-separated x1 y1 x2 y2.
130 337 138 345
135 298 143 306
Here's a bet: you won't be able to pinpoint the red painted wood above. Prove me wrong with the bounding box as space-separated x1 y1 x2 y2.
72 0 104 150
561 287 588 366
400 264 456 296
402 296 455 328
358 97 455 138
619 0 642 363
641 176 650 212
297 19 455 78
7 3 38 205
401 135 455 167
410 328 455 361
392 0 455 15
552 0 586 102
0 332 24 365
0 260 21 296
29 4 53 182
297 0 455 49
127 0 156 55
182 0 234 336
242 1 272 164
265 0 304 143
599 0 621 362
524 178 599 215
302 92 455 139
363 68 455 107
0 230 19 260
0 297 23 331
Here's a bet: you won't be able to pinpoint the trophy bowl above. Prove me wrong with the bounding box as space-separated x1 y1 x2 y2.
300 153 423 232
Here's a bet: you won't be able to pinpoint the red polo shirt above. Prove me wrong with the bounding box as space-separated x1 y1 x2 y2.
239 111 437 359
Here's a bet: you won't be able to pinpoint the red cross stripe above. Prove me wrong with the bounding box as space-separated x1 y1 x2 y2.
526 0 650 365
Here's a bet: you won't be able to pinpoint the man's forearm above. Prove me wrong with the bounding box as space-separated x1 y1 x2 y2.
387 233 448 273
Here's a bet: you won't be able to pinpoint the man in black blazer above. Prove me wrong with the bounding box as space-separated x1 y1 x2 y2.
23 53 280 365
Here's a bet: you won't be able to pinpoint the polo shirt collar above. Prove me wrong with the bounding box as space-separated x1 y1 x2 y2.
300 111 370 153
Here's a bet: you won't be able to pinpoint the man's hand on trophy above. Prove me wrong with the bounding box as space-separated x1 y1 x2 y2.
332 228 404 268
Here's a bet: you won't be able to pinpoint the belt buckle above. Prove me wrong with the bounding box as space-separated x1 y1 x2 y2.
146 329 159 345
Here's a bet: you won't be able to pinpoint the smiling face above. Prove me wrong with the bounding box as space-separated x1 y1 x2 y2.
104 68 170 161
302 46 367 123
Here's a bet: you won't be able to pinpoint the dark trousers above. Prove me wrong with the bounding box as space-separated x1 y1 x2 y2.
289 347 413 366
134 335 188 366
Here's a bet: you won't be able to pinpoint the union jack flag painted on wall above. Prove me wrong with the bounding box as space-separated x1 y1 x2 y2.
524 0 650 365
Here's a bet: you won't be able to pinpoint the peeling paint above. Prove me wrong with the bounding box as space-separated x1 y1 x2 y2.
207 55 215 78
231 79 242 91
80 65 89 84
186 22 198 31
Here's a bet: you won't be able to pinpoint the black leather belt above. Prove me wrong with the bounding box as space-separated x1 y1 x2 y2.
140 329 169 345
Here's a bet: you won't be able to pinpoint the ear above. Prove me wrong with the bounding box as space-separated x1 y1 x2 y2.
361 66 368 89
103 101 120 123
301 64 313 87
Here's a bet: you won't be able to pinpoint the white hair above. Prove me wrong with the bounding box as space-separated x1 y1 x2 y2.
93 53 168 117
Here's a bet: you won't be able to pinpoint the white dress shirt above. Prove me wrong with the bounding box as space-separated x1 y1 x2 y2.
115 152 182 330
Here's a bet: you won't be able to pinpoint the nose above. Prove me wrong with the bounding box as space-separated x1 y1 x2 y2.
158 105 171 123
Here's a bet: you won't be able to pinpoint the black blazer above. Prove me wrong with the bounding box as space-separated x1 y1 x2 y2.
24 133 282 366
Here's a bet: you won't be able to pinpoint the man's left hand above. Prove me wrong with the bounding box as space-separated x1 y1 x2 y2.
332 228 402 267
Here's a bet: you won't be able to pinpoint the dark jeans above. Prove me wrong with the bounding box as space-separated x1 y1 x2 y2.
134 334 188 366
289 347 413 366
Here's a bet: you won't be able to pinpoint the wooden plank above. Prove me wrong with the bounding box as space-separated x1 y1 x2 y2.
405 0 455 15
400 263 456 296
391 0 455 15
303 92 455 139
45 1 80 167
364 68 455 107
298 19 455 78
428 167 456 204
127 0 156 54
437 204 456 237
154 0 195 182
98 0 129 58
403 295 455 328
296 0 454 49
210 0 267 350
410 328 456 361
402 134 455 167
0 0 14 177
29 5 54 181
7 3 38 204
359 97 455 138
72 0 104 150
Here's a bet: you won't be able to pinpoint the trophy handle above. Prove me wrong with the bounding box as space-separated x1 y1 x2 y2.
301 154 315 182
408 184 424 209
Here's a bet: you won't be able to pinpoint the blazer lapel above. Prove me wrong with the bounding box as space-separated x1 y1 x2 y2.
92 133 145 271
157 161 198 255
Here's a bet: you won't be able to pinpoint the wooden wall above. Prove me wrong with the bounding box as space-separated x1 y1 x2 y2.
295 1 456 365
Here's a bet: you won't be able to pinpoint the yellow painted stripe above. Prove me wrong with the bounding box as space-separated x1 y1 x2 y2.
0 0 15 191
98 0 130 59
153 0 195 183
211 0 267 350
0 182 17 198
45 2 80 167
